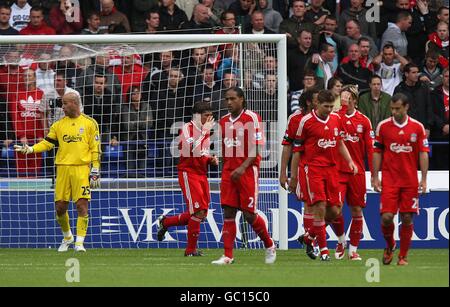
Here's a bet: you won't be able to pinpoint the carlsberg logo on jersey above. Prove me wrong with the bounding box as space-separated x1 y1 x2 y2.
63 135 83 143
317 139 337 148
390 143 413 153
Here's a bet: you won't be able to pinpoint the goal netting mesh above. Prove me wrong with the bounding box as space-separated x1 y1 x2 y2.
0 36 283 249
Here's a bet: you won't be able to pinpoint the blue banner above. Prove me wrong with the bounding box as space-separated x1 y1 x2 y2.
0 190 448 248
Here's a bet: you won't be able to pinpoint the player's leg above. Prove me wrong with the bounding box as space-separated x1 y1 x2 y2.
184 209 208 257
311 201 330 261
380 185 399 265
54 165 73 252
157 171 199 241
212 205 238 265
72 165 91 252
347 174 367 260
242 210 276 264
298 164 314 237
397 187 419 265
326 169 345 260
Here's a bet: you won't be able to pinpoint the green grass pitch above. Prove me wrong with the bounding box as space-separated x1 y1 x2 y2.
0 248 448 287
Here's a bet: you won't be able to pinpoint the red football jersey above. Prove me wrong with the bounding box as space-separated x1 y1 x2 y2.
220 109 264 172
337 108 374 174
178 121 211 176
374 116 430 187
9 89 45 140
282 110 304 146
293 110 344 167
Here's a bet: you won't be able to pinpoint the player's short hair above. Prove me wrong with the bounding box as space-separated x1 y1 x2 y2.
346 19 360 28
220 10 235 22
317 89 335 104
192 101 213 114
87 11 100 20
299 87 320 111
425 49 439 60
391 93 409 106
225 86 247 108
396 11 412 23
325 15 337 22
357 37 371 45
297 29 312 39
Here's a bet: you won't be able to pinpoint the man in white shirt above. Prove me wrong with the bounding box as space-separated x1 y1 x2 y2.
9 0 31 31
36 53 56 93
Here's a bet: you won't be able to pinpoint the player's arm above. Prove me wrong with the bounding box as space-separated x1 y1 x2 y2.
364 121 375 173
14 123 57 154
230 145 260 182
338 140 358 175
89 121 102 189
289 150 300 193
419 152 429 195
280 144 292 190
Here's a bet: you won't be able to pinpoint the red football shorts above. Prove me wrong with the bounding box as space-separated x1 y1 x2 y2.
303 165 342 207
220 166 259 213
339 172 367 207
380 185 420 215
296 163 309 204
178 171 210 214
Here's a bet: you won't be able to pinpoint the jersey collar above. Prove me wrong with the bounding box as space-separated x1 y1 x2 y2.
229 109 245 123
393 116 409 128
312 110 330 124
345 109 357 118
191 120 202 132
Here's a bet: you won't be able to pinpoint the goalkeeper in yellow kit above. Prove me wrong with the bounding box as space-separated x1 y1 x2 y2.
14 92 101 252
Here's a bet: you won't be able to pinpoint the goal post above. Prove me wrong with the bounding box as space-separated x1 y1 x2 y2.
0 34 289 250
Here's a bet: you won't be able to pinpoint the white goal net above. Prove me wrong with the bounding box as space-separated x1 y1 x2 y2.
0 34 288 250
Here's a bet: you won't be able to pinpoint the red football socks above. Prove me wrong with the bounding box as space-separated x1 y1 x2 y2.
185 216 201 254
381 223 396 249
399 223 414 258
251 214 273 248
313 219 328 255
163 212 190 228
350 215 364 247
222 218 236 258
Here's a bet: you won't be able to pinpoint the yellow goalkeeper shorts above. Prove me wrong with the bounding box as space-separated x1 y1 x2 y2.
55 165 91 203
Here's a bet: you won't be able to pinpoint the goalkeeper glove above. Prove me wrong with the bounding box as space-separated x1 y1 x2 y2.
89 167 100 189
13 144 34 154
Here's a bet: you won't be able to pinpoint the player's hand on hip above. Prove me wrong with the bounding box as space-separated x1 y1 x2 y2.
349 161 358 175
231 166 245 182
89 167 100 189
371 176 382 193
13 144 33 155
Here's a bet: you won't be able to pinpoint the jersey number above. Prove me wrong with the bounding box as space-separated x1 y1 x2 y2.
248 197 254 208
82 186 91 196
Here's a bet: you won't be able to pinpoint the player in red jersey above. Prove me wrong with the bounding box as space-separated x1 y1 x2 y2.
212 87 276 265
372 93 429 266
290 90 358 261
157 101 218 257
335 85 374 261
280 88 321 259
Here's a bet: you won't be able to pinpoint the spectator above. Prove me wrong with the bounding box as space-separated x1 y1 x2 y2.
336 43 373 92
228 0 256 27
83 74 120 143
181 3 214 33
143 9 161 33
381 10 412 57
121 85 153 177
99 0 131 33
358 75 392 129
287 29 317 92
113 54 149 101
320 15 339 73
215 11 239 54
9 0 30 32
35 53 56 93
437 5 449 23
426 21 449 68
0 5 18 35
183 47 207 92
211 70 238 118
159 0 189 32
202 0 223 27
290 70 317 113
42 70 82 128
305 42 335 89
394 63 434 134
9 69 44 177
55 45 83 89
130 0 158 32
81 11 106 34
327 76 343 111
250 54 277 89
279 0 320 50
257 0 283 33
420 49 444 90
338 0 377 40
144 50 177 92
250 73 278 121
372 43 409 96
340 37 375 72
19 6 56 35
193 64 221 102
214 0 235 12
216 45 240 80
243 10 274 33
177 0 200 20
331 19 378 59
430 67 449 169
48 0 84 35
305 0 330 27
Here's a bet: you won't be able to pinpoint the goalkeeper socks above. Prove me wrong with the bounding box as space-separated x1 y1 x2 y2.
251 214 273 248
56 212 72 239
399 223 414 258
381 223 396 249
313 219 328 254
303 213 314 235
186 216 201 254
222 218 236 259
163 212 190 228
349 215 364 248
76 215 89 239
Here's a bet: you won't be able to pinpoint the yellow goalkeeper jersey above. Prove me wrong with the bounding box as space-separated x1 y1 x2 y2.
32 114 101 169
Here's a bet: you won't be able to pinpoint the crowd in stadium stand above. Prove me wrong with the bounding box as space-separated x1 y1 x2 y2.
0 0 448 177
